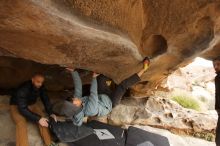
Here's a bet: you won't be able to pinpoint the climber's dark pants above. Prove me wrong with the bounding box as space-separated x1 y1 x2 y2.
216 116 220 146
98 74 141 107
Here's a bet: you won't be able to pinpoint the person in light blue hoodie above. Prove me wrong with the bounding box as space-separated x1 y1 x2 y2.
65 68 111 126
63 57 150 126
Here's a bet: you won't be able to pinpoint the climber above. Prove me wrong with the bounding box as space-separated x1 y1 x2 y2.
64 57 150 126
10 73 58 146
97 57 150 107
213 56 220 146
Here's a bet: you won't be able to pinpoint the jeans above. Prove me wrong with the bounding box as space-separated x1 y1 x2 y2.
98 74 141 107
10 104 52 146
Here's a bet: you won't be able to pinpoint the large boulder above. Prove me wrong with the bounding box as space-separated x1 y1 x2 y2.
0 0 220 94
109 96 217 140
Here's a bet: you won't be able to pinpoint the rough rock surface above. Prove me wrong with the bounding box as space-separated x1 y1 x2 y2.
164 58 215 92
109 96 217 139
0 56 73 91
0 56 97 92
0 0 220 93
162 58 216 110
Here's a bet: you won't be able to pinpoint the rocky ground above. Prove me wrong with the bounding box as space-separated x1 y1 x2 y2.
109 96 217 140
0 95 217 146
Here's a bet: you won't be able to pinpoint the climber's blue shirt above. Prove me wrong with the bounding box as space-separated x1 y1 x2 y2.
71 71 112 126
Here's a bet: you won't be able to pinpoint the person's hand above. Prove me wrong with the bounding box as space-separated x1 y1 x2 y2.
66 67 74 72
50 114 57 122
144 59 150 65
93 72 100 78
72 98 83 107
39 117 49 127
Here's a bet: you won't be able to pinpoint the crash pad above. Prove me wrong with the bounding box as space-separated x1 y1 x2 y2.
49 119 94 143
72 120 126 146
126 126 170 146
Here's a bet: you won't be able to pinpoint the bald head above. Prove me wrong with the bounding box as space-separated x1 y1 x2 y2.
31 73 45 88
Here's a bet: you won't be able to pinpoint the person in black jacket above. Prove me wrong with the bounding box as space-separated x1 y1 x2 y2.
97 57 151 107
213 56 220 146
10 73 58 146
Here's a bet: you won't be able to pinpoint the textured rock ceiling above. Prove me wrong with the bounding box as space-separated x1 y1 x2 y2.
0 0 220 94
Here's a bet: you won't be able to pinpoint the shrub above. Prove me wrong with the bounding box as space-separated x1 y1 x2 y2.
193 132 215 141
171 90 201 111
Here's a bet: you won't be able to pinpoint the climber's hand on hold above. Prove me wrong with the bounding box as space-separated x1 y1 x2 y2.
93 72 100 78
66 67 75 72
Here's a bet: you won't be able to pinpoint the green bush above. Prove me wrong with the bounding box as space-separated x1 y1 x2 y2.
171 95 201 111
193 132 215 141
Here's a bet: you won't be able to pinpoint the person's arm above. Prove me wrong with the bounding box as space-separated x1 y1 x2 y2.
215 78 220 113
72 110 84 126
89 77 99 104
137 69 145 77
72 71 83 98
40 87 53 116
215 97 220 115
84 73 99 116
215 93 218 110
17 88 41 122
